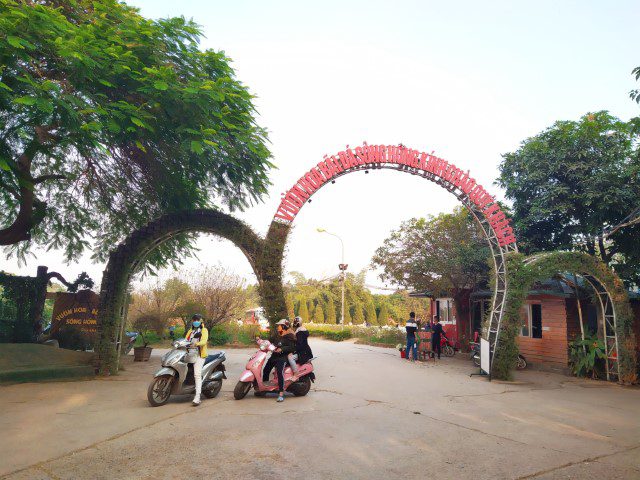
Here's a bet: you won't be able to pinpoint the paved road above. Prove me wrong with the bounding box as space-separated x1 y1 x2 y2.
1 339 639 479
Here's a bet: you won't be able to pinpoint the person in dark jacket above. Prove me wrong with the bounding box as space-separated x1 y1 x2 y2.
405 312 418 362
431 315 447 360
262 319 297 402
293 316 313 365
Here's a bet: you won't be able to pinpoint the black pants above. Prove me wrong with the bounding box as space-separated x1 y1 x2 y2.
263 356 287 392
431 336 441 359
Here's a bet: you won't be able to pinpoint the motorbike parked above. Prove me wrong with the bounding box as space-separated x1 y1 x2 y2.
122 331 139 355
147 339 227 407
233 338 315 400
471 343 527 370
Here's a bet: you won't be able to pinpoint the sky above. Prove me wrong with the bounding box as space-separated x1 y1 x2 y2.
3 0 640 292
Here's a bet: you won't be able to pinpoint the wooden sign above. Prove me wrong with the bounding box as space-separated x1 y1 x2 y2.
50 290 100 337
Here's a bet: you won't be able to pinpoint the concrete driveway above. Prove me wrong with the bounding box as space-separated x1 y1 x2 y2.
1 339 639 479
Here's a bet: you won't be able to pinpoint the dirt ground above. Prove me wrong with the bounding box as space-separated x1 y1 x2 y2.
1 339 639 479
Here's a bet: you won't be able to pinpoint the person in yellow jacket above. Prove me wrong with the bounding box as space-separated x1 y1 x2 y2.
185 314 209 406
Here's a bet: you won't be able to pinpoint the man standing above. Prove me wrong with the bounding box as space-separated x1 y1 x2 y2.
431 315 446 360
405 312 418 362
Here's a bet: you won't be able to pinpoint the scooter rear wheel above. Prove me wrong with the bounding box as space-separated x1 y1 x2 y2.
288 376 311 396
233 381 252 400
443 345 455 357
147 375 173 407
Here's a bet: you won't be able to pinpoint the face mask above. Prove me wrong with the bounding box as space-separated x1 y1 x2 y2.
192 321 201 328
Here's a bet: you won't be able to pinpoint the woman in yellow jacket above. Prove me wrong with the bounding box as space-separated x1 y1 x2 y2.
185 314 209 406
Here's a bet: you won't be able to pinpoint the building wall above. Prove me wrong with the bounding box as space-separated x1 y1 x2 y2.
516 294 569 369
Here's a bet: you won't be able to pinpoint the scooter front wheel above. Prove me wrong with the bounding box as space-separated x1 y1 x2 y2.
147 375 173 407
233 381 252 400
443 345 455 357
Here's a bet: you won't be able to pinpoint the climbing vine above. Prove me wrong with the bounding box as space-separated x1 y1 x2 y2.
494 251 637 383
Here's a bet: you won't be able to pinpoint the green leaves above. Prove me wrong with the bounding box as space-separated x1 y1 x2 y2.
190 140 204 154
6 35 24 49
13 96 36 105
153 80 168 91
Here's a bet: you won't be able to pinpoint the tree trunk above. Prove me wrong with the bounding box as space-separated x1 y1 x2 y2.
0 152 37 245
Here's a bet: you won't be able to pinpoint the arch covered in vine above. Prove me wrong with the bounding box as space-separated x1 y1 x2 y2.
266 142 519 376
498 251 637 383
95 209 271 374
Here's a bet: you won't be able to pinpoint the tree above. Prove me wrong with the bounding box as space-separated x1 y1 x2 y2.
498 111 640 284
344 307 353 325
285 294 295 320
364 300 377 326
372 206 491 315
189 265 251 329
0 0 271 268
297 296 309 322
312 302 325 323
630 66 640 104
325 296 337 324
377 303 390 326
352 302 365 325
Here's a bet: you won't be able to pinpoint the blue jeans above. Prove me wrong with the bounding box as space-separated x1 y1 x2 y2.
406 336 417 360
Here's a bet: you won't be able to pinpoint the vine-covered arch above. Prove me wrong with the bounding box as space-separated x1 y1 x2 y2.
95 209 267 374
499 251 637 383
266 143 519 375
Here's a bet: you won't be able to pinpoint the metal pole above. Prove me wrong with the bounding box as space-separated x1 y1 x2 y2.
572 273 586 354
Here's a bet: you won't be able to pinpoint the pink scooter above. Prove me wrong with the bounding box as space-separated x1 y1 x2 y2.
233 338 315 400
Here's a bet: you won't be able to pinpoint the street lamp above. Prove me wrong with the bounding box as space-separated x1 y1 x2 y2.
317 228 347 325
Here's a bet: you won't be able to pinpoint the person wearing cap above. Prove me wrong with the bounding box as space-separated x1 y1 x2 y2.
185 314 209 406
262 319 297 402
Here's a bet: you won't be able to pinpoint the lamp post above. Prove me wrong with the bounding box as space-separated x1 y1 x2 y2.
317 228 347 325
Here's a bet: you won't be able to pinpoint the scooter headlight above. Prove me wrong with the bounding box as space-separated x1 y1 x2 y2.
172 341 180 349
259 343 266 351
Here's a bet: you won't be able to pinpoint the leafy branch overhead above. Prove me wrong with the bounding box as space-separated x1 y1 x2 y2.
0 0 272 268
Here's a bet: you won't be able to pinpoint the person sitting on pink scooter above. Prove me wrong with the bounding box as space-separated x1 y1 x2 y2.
293 316 313 366
262 319 297 402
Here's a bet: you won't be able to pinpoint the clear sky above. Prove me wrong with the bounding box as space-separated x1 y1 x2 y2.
3 0 640 291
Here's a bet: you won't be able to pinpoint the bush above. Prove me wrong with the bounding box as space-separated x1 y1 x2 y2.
323 329 352 341
208 325 233 345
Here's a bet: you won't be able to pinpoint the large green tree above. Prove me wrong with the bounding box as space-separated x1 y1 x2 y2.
371 206 491 313
498 111 640 284
0 0 271 267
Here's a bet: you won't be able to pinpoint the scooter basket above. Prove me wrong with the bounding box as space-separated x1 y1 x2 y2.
183 348 199 363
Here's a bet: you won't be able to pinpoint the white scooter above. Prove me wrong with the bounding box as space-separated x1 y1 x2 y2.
147 339 226 407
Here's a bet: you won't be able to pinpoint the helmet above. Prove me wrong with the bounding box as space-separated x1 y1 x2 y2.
192 314 203 321
276 319 290 329
293 316 302 329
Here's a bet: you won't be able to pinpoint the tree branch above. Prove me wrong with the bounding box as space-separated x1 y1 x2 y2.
33 174 67 184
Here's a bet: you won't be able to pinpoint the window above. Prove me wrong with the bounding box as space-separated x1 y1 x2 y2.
521 303 543 338
435 298 454 324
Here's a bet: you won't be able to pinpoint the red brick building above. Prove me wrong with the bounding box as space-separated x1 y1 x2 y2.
423 279 640 373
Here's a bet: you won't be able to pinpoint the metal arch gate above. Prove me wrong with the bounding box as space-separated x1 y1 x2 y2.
523 254 621 381
270 143 519 373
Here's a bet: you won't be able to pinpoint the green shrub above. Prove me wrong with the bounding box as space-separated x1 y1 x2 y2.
208 325 233 345
323 329 352 341
569 333 607 378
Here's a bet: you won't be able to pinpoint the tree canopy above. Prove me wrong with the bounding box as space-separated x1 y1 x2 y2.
0 0 271 267
498 111 640 284
371 206 491 303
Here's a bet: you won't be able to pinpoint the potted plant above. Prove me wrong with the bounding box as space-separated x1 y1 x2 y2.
396 343 406 359
132 316 155 361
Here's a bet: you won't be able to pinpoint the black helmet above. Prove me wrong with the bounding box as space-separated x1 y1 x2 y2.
293 316 302 329
192 314 203 321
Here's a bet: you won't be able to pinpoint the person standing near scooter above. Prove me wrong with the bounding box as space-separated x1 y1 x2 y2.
262 319 296 402
405 312 418 362
431 315 446 360
185 314 209 406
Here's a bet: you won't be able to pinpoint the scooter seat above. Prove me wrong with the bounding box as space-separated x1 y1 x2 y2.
204 351 224 366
